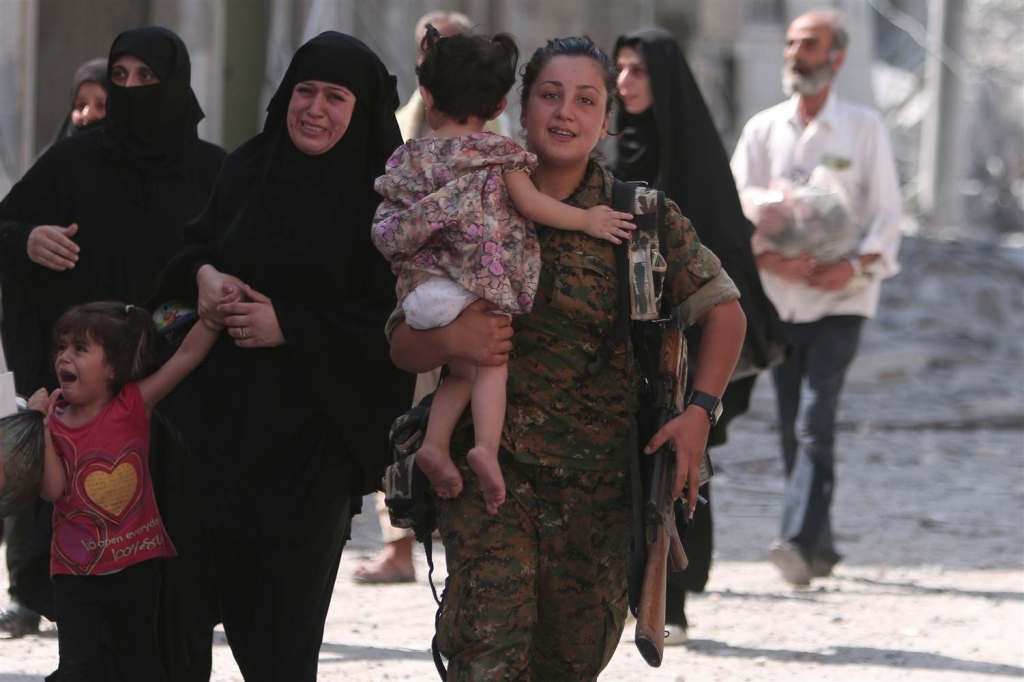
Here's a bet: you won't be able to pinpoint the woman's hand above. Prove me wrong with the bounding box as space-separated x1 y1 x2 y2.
27 223 80 271
445 300 514 366
390 298 513 373
218 284 285 348
196 264 247 330
643 407 710 519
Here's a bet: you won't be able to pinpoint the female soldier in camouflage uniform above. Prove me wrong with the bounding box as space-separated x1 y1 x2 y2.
388 36 747 681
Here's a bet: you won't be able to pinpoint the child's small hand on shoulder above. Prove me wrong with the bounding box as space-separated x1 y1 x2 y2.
584 206 635 245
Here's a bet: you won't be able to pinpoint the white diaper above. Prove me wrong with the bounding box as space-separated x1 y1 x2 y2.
403 278 479 330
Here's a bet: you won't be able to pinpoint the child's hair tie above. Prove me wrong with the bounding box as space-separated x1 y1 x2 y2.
125 304 134 314
424 23 441 50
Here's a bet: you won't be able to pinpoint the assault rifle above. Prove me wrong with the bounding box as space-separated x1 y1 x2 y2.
634 321 691 667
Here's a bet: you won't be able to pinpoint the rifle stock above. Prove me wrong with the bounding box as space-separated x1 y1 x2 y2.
634 324 689 668
635 518 670 665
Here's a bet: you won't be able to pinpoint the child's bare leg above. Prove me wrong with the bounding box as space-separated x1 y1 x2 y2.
463 361 507 515
415 374 471 499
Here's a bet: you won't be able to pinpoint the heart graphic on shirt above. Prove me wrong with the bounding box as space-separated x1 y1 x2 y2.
82 459 140 521
53 510 104 574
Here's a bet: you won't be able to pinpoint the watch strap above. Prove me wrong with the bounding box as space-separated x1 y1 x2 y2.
686 390 722 426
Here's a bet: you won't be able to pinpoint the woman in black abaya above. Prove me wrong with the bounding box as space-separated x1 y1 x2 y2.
0 26 224 396
612 27 782 641
0 30 225 666
153 31 414 681
53 57 109 141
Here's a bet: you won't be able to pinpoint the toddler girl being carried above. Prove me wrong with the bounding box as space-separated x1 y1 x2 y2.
372 26 634 514
27 302 219 680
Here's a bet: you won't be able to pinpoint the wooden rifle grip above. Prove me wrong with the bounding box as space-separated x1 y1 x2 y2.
657 326 683 380
657 326 687 414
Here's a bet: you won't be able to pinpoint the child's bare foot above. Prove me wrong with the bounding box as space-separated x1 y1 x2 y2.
415 444 463 499
467 446 506 514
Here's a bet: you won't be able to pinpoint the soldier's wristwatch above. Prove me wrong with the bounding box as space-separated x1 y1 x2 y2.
685 390 723 426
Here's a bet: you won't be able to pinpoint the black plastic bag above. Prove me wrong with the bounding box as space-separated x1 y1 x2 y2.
0 410 46 517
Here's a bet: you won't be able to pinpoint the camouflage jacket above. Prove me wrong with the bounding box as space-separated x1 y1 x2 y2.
385 161 738 471
501 161 736 471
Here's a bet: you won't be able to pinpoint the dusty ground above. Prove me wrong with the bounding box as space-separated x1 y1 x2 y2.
1 236 1022 681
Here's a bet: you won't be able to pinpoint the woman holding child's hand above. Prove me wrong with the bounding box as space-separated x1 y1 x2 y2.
154 31 413 681
195 263 246 329
218 283 285 348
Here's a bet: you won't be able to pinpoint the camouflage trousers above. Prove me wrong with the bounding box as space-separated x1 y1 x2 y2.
436 451 631 681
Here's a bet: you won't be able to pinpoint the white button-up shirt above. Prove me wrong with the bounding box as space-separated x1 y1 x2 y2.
731 90 902 323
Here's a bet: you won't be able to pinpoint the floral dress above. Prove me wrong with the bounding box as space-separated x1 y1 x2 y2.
372 132 541 315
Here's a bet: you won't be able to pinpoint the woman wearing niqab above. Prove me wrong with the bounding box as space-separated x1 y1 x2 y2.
612 27 783 639
0 29 225 657
153 31 414 680
0 26 224 396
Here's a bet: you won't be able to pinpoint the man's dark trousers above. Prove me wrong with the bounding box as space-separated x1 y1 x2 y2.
772 315 864 565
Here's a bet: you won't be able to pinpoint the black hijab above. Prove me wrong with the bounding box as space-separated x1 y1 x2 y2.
157 32 410 527
102 26 205 175
53 57 108 141
614 28 754 259
612 28 782 443
234 30 403 270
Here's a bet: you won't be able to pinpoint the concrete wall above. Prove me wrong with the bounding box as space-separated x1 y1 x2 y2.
223 0 270 150
0 0 37 197
2 0 887 190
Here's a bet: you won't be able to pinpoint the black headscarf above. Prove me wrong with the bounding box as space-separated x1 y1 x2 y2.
238 30 403 268
155 31 410 534
53 57 108 141
614 28 755 259
102 26 205 175
612 28 782 442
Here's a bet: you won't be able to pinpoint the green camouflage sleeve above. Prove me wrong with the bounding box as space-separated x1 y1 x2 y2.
675 269 740 326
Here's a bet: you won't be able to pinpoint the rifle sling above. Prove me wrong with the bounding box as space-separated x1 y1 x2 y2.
605 181 669 618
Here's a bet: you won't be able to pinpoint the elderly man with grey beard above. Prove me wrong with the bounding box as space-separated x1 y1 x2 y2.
730 9 902 586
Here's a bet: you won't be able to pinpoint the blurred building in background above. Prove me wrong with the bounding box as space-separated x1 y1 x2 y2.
1 0 1021 239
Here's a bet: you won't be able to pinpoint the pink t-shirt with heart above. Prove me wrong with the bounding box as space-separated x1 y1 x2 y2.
49 383 176 576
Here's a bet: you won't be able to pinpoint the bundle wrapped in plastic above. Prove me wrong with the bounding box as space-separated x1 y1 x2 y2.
754 166 864 263
0 410 46 516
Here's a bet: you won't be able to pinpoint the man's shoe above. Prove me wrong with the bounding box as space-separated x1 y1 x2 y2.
0 603 41 638
664 623 689 646
767 539 812 586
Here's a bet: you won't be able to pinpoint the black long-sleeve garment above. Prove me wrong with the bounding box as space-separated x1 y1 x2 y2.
0 31 225 664
152 31 415 541
0 130 225 395
612 28 784 602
